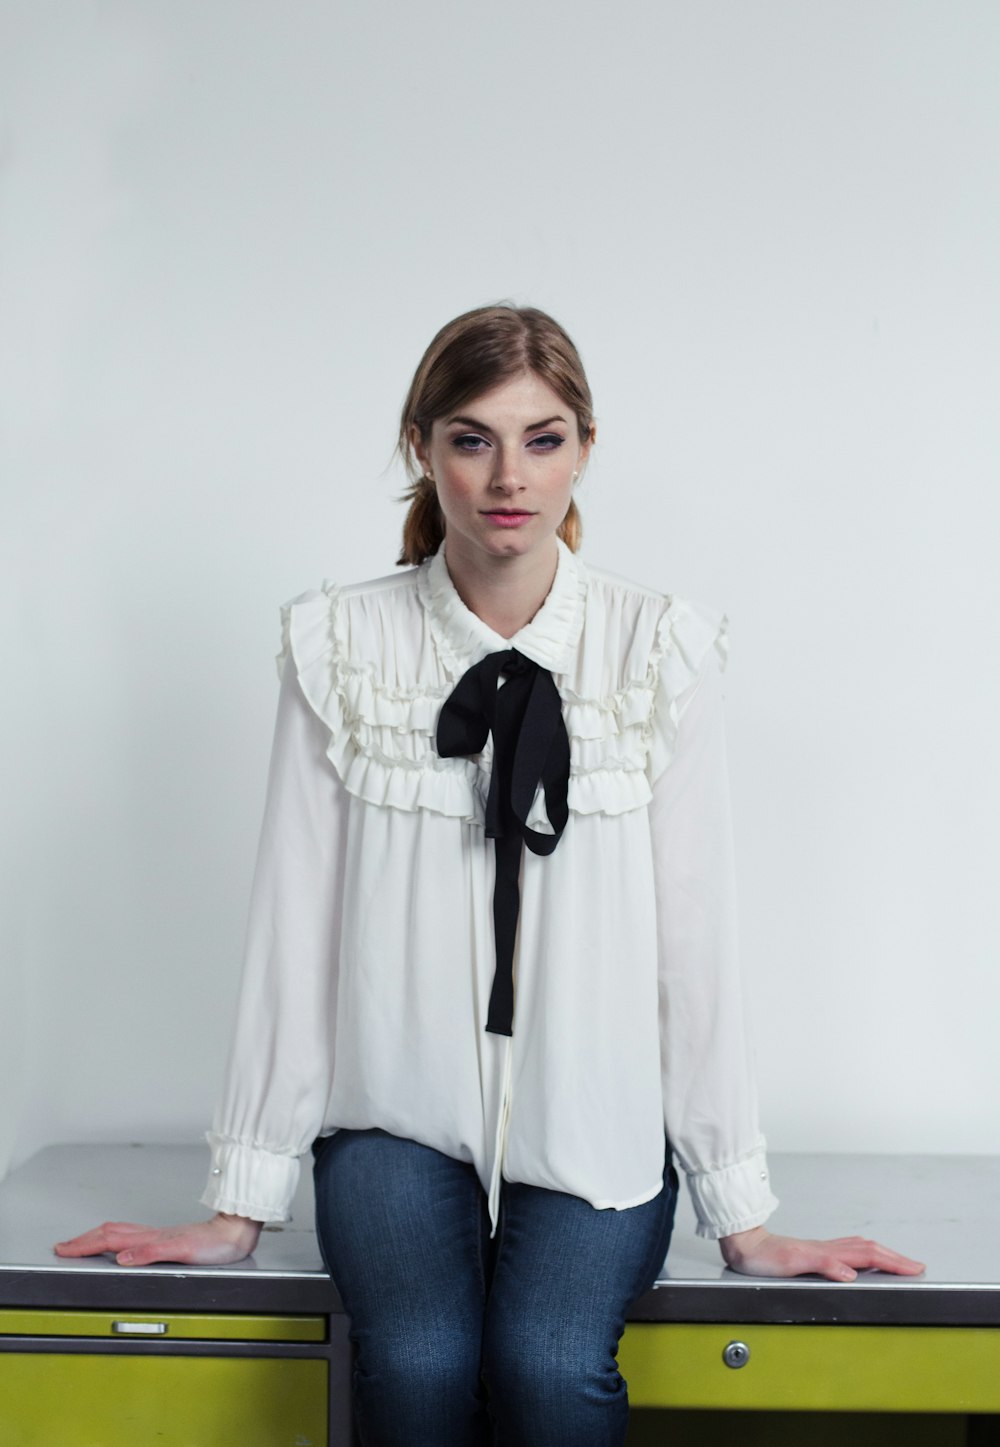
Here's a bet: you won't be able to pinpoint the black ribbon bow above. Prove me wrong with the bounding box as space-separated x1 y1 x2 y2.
436 649 570 1035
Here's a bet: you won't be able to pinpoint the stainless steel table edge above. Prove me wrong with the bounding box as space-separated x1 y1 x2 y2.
630 1279 1000 1326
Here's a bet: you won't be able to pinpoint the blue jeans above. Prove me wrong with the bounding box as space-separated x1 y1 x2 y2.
312 1129 679 1447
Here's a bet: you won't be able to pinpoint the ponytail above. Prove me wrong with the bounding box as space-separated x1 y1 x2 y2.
557 497 582 554
397 477 444 566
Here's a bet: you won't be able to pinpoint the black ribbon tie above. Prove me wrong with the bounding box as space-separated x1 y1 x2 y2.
436 648 570 1035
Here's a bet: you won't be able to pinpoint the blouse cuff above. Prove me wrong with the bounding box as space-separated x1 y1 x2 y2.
684 1140 780 1240
199 1132 302 1224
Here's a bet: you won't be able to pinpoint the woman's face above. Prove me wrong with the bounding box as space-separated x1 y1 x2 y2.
413 370 592 573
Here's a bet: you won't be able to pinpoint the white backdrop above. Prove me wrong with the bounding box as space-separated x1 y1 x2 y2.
3 0 998 1199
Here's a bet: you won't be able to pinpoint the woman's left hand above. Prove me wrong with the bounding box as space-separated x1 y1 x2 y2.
718 1226 925 1281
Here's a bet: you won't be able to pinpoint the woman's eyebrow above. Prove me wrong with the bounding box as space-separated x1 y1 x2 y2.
445 414 569 432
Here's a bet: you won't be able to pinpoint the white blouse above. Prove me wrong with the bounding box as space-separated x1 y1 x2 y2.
201 539 780 1240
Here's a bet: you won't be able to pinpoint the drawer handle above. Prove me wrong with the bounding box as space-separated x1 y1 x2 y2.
112 1321 169 1335
722 1340 750 1369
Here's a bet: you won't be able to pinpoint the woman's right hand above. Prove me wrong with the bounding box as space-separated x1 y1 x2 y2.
54 1213 263 1267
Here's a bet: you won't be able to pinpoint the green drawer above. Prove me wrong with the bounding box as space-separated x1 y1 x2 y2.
0 1354 327 1447
618 1323 1000 1413
0 1309 325 1342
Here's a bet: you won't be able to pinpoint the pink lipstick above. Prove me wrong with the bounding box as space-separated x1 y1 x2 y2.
482 510 534 528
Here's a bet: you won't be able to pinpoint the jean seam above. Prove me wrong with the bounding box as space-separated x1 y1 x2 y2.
473 1170 489 1306
492 1180 510 1280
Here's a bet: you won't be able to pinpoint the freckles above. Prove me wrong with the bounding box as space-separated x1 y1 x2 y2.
439 458 485 495
438 470 477 501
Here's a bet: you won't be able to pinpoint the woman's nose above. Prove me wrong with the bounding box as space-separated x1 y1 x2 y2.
491 452 524 493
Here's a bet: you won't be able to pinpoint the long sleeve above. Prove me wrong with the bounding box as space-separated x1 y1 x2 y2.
200 657 349 1222
650 656 779 1239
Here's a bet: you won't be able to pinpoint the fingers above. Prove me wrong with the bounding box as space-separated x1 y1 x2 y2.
828 1237 926 1275
813 1237 926 1281
814 1255 859 1282
54 1222 155 1258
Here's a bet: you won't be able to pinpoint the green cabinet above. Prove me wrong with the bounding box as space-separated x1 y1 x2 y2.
619 1322 1000 1413
0 1353 328 1447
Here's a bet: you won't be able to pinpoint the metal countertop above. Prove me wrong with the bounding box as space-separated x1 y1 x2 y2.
1 1145 995 1324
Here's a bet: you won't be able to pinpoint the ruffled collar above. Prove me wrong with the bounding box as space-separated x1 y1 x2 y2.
416 537 586 677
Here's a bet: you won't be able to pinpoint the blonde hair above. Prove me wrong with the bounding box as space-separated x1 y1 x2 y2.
396 304 595 566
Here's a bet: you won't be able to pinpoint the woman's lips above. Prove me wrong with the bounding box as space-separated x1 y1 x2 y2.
482 510 535 528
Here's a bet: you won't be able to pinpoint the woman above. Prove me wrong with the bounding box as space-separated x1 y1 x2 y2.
57 304 923 1445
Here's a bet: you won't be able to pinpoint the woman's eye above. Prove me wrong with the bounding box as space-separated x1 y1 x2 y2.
529 433 565 451
452 434 489 452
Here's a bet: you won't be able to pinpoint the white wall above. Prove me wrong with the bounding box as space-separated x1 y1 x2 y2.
3 0 998 1192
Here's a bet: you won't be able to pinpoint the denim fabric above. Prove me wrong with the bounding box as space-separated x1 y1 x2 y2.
312 1129 679 1447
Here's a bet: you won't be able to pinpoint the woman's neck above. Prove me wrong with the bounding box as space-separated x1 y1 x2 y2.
443 539 559 640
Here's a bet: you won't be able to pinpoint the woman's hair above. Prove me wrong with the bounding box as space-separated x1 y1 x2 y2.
396 303 595 566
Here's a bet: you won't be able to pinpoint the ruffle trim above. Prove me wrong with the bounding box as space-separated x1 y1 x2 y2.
646 596 729 784
416 536 588 675
277 575 727 822
200 1132 301 1224
682 1139 780 1240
